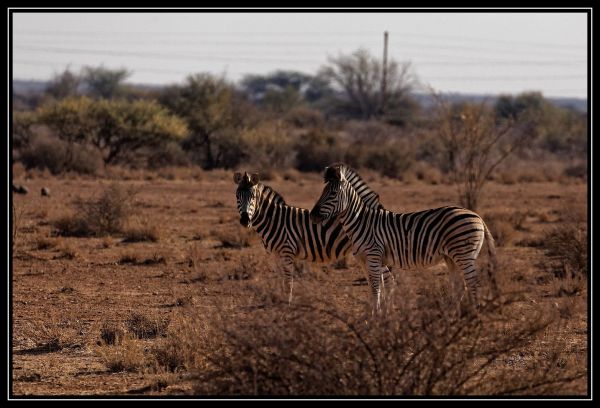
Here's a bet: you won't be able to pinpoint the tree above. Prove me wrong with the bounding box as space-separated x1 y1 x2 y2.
35 96 188 165
159 73 252 169
82 66 131 99
45 68 81 100
434 95 537 211
319 48 417 123
241 70 320 114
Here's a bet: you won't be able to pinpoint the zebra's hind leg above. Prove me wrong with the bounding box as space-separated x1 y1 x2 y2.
453 257 481 308
444 256 466 313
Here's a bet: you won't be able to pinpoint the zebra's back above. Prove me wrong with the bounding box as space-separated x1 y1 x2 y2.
286 207 352 263
380 206 485 269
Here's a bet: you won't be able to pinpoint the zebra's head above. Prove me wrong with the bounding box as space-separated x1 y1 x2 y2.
234 171 260 228
310 165 350 224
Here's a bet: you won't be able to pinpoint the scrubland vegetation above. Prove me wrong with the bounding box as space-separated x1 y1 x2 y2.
11 49 588 397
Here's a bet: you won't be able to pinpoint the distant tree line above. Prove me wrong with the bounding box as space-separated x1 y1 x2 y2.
12 49 587 209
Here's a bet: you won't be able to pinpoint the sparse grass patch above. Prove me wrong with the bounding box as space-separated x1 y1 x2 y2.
33 235 57 250
213 228 254 249
125 312 169 339
118 252 166 266
52 183 137 237
190 279 584 396
122 224 160 243
55 243 78 260
98 334 148 373
541 216 587 279
100 321 125 346
188 244 208 282
484 213 516 247
20 317 82 354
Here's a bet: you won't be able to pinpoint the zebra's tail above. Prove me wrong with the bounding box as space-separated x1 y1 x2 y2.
483 221 500 297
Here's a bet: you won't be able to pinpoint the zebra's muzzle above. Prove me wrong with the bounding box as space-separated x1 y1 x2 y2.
240 212 251 227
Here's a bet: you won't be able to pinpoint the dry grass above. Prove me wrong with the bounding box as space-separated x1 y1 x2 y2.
189 278 585 396
98 334 149 373
213 228 255 249
122 224 160 243
52 183 137 237
19 316 83 354
11 171 588 397
541 207 587 279
125 312 170 340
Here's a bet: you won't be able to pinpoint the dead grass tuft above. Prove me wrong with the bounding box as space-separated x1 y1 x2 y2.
186 278 585 396
122 224 160 243
52 183 137 237
213 228 254 249
125 312 170 339
541 213 587 279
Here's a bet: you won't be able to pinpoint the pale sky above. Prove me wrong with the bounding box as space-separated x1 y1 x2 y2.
11 11 589 98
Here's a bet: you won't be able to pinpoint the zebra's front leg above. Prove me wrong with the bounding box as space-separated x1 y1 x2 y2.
366 254 387 313
278 255 295 305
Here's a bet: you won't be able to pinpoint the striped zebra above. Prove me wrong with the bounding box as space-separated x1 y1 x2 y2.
234 171 386 303
309 163 498 310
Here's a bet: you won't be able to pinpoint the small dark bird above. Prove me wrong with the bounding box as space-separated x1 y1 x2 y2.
41 187 51 197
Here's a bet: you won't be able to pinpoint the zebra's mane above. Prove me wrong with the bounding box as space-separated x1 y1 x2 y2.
259 183 287 206
326 163 384 210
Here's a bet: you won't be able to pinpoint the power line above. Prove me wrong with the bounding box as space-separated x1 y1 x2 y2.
14 29 587 50
13 38 585 60
14 45 586 67
12 59 588 82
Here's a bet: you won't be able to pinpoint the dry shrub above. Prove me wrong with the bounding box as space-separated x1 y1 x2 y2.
188 244 208 282
20 133 103 175
122 224 160 243
98 334 148 373
225 253 271 281
100 321 125 346
125 312 170 339
213 228 255 249
20 316 83 354
546 273 584 300
190 282 585 396
53 183 137 237
34 235 57 250
294 129 345 173
564 163 587 180
542 218 587 279
239 122 295 170
55 243 78 260
284 106 325 129
412 161 443 185
484 214 516 247
149 313 215 374
345 138 415 180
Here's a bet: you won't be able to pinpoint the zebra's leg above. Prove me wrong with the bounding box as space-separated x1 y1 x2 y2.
444 256 466 313
454 257 481 306
277 254 295 305
365 254 386 313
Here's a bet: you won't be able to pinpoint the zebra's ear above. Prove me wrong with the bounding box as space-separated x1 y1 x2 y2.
233 172 243 184
325 166 341 181
250 173 260 185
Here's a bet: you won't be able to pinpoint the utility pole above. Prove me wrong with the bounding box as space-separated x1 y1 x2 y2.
381 31 389 115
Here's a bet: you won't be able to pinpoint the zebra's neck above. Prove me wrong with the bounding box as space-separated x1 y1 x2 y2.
338 185 370 244
251 184 289 236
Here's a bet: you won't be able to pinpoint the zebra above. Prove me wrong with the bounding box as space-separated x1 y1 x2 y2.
309 163 498 310
234 171 386 303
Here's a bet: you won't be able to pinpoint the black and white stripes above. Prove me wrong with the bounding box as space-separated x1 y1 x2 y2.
234 171 384 303
309 164 498 309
